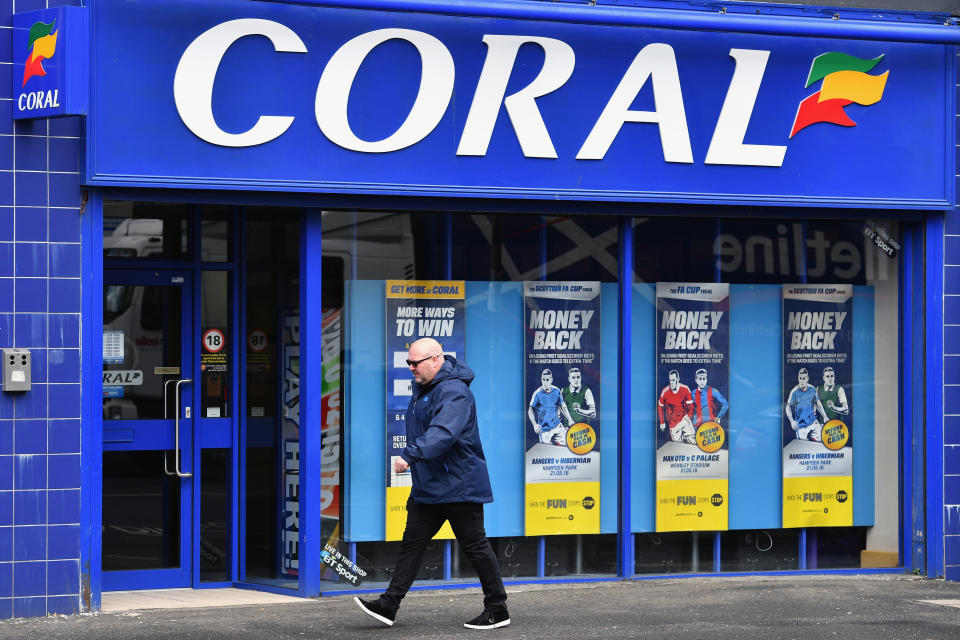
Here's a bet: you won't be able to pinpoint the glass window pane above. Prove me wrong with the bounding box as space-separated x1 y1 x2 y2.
201 206 231 262
243 207 300 589
103 201 191 260
103 451 181 571
201 448 230 582
103 284 182 421
201 271 230 419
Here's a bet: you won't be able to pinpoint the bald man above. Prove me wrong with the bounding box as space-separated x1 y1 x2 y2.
355 338 509 630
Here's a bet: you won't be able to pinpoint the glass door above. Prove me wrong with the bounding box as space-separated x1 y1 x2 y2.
102 269 194 590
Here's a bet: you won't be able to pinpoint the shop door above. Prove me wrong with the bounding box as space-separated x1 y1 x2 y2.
102 269 195 590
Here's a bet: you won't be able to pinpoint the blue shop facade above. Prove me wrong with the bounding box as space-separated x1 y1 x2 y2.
2 0 960 619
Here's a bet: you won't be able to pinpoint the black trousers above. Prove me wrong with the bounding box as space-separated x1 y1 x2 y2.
382 501 507 613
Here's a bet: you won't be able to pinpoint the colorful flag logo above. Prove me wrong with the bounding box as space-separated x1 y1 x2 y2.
22 20 58 88
789 52 888 138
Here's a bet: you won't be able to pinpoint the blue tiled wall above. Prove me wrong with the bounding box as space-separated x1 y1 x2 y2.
945 51 960 583
0 0 85 618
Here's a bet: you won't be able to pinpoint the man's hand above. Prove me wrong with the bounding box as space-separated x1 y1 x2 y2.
533 423 542 434
659 423 666 431
393 457 410 474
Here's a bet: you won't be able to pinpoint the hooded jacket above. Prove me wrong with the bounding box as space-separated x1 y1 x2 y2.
400 355 494 504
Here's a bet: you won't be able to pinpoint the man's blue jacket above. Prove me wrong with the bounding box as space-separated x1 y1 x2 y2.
400 355 494 504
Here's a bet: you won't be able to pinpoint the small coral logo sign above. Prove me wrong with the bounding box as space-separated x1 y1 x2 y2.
22 20 58 87
790 52 888 138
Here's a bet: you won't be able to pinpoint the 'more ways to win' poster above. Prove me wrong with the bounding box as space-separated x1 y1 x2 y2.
384 280 464 540
655 283 730 532
782 285 853 528
524 281 601 536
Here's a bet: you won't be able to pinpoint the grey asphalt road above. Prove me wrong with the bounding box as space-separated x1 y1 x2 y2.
1 574 959 639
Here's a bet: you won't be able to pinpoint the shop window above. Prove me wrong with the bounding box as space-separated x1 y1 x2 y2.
324 210 619 588
633 217 903 574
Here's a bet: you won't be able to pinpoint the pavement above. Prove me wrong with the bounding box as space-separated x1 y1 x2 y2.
2 574 960 639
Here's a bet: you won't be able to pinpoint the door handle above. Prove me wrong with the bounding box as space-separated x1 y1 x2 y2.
163 379 177 477
173 378 193 478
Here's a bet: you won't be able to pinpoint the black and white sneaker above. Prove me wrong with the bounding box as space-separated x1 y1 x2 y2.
354 596 396 627
464 609 511 629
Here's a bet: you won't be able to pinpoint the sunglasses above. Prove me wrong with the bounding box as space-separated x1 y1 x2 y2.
406 354 439 367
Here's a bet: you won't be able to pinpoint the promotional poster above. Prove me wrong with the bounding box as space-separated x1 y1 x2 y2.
384 280 465 541
524 281 601 536
655 283 730 532
782 285 853 528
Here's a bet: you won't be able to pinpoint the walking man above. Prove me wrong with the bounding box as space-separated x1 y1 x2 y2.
355 338 510 629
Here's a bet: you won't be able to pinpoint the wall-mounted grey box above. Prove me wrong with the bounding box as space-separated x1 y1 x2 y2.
2 348 31 391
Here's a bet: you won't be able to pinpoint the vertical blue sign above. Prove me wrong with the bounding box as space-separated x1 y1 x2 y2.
12 6 88 119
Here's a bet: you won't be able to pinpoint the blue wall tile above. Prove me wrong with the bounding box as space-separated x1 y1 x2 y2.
13 383 47 420
0 422 11 455
48 138 80 174
48 279 79 314
13 490 45 526
947 236 960 266
47 315 79 349
947 534 960 566
0 491 10 526
14 243 47 278
946 389 960 417
47 489 78 525
0 243 13 277
14 277 47 312
0 102 12 136
13 174 46 209
0 313 11 346
0 564 10 599
48 117 82 139
47 525 78 560
46 595 79 616
49 244 80 278
0 65 10 102
14 314 47 348
14 208 47 243
48 455 80 490
48 385 79 419
947 267 960 296
946 357 960 385
946 476 960 509
13 562 47 596
14 420 46 455
0 598 10 620
47 560 78 595
946 296 960 323
13 526 46 561
12 597 46 618
0 280 12 314
48 420 79 455
14 138 46 173
0 210 12 241
47 349 79 384
0 175 13 207
0 526 11 562
947 446 960 476
49 174 80 209
13 455 46 491
948 415 960 446
0 459 11 493
0 137 12 170
48 210 81 244
945 326 960 355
